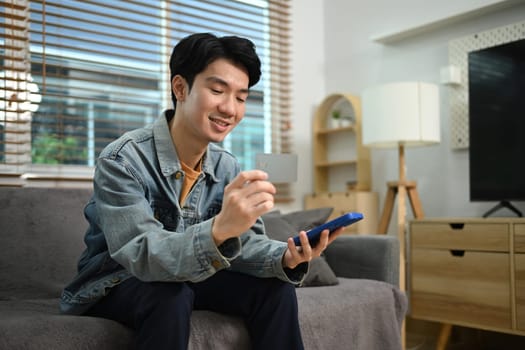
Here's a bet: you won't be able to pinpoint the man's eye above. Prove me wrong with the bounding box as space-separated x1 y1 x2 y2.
211 88 222 94
237 97 246 103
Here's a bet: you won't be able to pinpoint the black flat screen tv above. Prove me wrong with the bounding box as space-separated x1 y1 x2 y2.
468 38 525 217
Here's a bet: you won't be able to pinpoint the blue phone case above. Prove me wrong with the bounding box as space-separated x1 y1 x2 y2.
293 212 364 246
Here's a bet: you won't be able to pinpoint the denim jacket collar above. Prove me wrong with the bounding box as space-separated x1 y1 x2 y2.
154 110 219 183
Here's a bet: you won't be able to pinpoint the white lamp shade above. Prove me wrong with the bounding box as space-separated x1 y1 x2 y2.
362 82 440 148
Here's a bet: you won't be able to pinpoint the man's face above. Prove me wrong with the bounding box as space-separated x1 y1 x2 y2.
176 58 250 144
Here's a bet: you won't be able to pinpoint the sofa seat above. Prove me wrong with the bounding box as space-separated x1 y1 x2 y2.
0 187 407 350
0 278 404 350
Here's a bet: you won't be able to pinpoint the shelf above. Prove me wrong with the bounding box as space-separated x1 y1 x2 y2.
316 126 355 135
315 160 357 168
370 0 518 44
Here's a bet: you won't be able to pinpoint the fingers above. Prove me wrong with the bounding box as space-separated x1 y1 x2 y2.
327 227 345 243
226 170 276 203
283 232 313 269
312 227 344 254
244 190 275 214
226 170 276 213
282 228 345 269
297 231 312 257
229 170 273 190
213 171 276 242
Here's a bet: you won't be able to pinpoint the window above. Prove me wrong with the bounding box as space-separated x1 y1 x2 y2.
1 0 292 200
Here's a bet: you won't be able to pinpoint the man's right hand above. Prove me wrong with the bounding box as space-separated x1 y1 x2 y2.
212 170 276 246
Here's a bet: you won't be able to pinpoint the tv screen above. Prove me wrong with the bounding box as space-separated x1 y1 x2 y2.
468 38 525 207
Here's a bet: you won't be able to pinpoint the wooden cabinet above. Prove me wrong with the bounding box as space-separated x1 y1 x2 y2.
515 224 525 331
305 94 378 234
409 218 525 336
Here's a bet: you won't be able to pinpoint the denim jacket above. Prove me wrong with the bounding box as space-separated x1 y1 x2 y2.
60 111 307 315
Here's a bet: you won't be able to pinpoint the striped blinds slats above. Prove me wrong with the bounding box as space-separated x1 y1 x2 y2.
1 0 32 170
268 1 292 201
1 0 292 200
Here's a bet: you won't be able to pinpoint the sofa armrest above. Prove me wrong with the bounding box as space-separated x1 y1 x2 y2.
324 235 400 287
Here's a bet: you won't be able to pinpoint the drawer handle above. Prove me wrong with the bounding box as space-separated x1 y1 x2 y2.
449 223 464 230
450 250 465 257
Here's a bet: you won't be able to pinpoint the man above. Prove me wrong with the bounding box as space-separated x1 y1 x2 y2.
60 32 343 350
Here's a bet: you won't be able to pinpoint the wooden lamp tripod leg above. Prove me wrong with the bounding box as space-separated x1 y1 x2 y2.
376 144 432 350
378 183 397 234
407 184 424 219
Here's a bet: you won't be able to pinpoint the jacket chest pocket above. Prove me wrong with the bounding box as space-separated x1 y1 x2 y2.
151 199 222 230
152 201 180 231
204 202 222 220
181 201 222 226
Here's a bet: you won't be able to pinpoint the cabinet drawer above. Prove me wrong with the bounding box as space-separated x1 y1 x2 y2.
514 225 525 253
411 222 509 252
410 248 511 329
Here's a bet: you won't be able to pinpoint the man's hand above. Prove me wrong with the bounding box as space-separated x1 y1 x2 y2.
282 227 345 269
212 170 276 245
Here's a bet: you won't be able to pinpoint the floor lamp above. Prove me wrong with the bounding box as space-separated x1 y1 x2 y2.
362 82 440 349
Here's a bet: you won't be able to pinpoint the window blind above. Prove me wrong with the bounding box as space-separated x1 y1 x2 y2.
1 0 32 172
0 0 292 200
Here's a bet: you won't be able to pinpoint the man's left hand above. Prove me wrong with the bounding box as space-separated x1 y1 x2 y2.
282 227 345 269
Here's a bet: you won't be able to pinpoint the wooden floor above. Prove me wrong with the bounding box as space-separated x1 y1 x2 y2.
406 318 525 350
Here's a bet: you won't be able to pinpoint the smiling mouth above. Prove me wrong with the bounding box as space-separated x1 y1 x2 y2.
209 116 231 127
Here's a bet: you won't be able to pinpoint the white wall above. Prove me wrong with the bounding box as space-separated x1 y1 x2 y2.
282 0 327 211
287 0 525 228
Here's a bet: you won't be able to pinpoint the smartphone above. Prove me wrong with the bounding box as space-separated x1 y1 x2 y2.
293 212 364 246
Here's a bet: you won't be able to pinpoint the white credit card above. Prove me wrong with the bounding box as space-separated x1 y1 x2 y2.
255 153 298 183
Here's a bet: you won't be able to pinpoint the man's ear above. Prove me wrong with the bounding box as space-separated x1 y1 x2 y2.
172 75 187 101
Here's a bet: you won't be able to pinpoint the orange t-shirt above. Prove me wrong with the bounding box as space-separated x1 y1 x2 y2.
179 159 202 206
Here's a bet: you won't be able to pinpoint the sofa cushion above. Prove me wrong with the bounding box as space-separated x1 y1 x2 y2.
0 187 92 300
0 299 135 350
262 207 339 287
0 299 251 350
297 278 406 350
0 277 407 350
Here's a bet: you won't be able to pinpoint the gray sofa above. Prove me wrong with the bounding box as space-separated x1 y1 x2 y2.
0 186 407 350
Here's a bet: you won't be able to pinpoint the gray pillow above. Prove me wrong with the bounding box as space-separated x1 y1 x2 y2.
262 208 339 287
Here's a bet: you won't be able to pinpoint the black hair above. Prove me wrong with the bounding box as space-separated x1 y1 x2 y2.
169 32 262 108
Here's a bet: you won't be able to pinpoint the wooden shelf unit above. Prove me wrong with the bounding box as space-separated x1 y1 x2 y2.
306 94 378 235
312 94 371 194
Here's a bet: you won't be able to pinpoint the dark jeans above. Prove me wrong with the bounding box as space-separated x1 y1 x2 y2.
86 270 304 350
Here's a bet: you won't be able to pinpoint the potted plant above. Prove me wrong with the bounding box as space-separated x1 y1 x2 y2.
330 109 353 128
330 109 341 128
339 114 353 127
